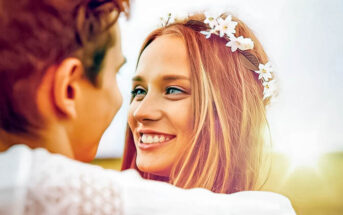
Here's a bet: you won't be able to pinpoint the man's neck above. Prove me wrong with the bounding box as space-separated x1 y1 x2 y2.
0 140 9 152
0 129 37 152
0 126 75 159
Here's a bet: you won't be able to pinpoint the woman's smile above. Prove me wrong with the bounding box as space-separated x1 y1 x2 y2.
137 129 176 150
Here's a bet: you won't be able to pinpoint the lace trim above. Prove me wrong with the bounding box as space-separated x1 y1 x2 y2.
24 150 123 215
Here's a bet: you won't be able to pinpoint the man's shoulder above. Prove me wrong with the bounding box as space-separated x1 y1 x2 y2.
0 144 126 214
0 144 33 188
0 144 135 187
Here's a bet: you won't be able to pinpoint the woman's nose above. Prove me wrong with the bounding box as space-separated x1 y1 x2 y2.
133 92 162 123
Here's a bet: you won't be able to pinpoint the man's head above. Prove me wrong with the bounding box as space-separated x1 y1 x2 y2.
0 0 129 161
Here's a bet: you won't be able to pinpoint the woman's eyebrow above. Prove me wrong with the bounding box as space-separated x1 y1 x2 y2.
132 75 144 82
132 74 189 82
162 75 190 81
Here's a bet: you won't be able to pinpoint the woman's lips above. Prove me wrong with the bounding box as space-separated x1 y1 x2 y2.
137 131 176 150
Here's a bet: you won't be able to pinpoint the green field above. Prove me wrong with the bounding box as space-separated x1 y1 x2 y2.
92 152 343 215
262 153 343 215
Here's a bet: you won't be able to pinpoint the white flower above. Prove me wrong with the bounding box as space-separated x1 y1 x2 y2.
200 28 216 39
237 36 254 50
204 11 219 28
160 13 175 27
262 80 275 99
226 35 254 52
215 15 237 37
225 35 239 52
255 62 273 81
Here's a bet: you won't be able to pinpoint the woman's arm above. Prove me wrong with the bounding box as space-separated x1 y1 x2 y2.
118 169 296 215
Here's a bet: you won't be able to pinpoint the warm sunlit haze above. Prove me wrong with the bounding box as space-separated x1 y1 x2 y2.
93 1 343 214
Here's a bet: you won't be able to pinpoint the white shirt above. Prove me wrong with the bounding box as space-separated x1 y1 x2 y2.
0 145 296 215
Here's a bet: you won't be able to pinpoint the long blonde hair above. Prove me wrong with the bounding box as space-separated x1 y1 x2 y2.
122 13 272 193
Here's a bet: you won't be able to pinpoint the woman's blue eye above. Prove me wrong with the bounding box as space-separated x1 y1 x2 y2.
166 87 183 95
131 87 147 98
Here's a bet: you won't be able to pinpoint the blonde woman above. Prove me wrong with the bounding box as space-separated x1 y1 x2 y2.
122 12 276 194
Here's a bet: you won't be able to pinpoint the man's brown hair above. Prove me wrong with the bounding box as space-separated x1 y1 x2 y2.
0 0 129 134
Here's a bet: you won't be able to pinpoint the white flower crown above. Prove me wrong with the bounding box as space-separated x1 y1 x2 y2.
160 12 275 100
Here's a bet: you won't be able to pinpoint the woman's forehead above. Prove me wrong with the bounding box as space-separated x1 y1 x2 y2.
136 35 191 80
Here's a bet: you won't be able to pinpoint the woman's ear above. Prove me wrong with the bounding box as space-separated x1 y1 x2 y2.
53 58 83 119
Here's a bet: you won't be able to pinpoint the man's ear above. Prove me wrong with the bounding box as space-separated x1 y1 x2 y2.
53 58 84 119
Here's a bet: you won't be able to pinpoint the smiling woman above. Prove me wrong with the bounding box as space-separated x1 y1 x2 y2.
128 35 193 176
122 12 274 194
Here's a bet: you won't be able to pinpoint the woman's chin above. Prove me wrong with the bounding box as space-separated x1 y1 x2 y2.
136 161 170 177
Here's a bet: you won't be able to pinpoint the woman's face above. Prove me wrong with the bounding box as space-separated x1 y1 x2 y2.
128 35 193 176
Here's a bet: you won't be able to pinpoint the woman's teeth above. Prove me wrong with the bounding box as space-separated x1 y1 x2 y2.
141 134 171 144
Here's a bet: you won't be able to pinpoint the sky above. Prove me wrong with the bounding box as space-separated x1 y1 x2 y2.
96 0 343 158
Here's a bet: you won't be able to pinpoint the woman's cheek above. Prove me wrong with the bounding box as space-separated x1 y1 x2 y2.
174 98 193 132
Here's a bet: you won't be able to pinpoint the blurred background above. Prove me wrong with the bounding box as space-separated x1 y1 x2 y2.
92 0 343 214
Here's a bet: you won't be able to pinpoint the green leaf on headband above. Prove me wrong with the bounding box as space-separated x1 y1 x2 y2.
239 51 259 71
185 20 209 31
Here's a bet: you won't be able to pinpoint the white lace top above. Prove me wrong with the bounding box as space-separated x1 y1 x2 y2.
0 145 296 215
